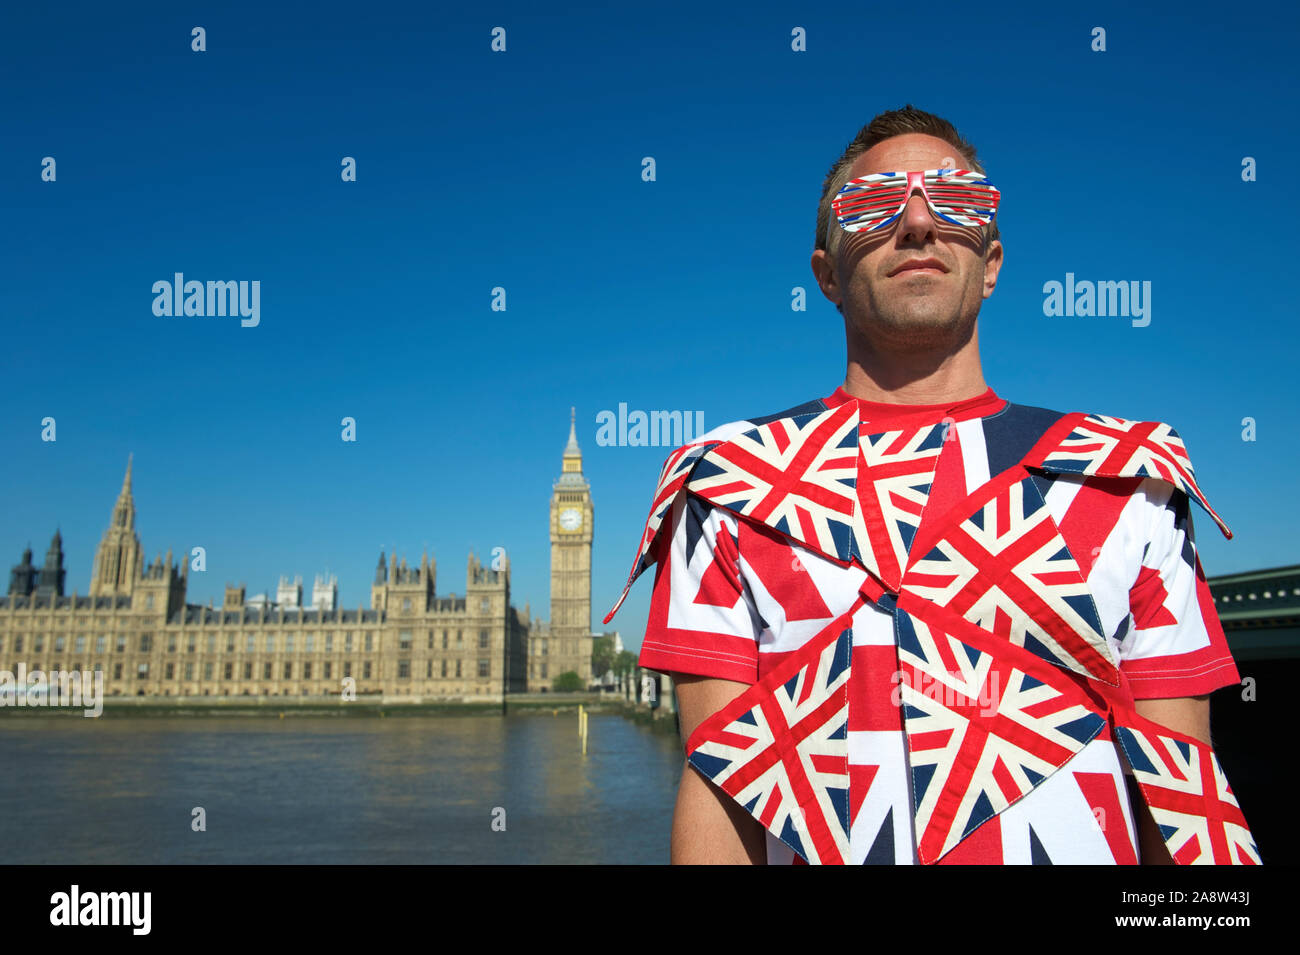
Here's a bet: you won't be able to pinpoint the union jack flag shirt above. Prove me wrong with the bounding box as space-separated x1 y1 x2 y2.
605 385 1259 865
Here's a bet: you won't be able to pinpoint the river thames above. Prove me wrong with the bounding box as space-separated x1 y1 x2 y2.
0 711 684 863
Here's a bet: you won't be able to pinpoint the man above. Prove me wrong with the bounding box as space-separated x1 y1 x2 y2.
603 106 1258 865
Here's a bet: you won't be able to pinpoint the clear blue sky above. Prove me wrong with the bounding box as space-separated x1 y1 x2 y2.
3 1 1297 653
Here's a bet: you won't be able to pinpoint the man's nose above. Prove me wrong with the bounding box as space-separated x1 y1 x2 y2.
897 188 939 239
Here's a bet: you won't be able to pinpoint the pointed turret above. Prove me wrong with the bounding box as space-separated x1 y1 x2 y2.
8 543 37 596
36 528 66 597
90 455 144 598
564 405 581 457
555 406 589 491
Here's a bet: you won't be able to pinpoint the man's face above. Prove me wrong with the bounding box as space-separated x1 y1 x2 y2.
816 133 1002 348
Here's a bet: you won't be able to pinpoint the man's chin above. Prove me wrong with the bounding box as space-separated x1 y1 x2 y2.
849 303 970 343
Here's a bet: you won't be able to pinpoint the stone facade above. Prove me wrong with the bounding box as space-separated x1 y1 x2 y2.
0 421 592 699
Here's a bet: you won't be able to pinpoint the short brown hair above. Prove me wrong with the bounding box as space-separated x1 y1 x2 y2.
815 104 999 262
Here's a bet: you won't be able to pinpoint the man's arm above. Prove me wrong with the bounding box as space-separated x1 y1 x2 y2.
1127 694 1212 865
669 674 767 864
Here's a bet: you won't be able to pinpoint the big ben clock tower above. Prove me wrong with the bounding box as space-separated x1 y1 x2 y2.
547 407 593 688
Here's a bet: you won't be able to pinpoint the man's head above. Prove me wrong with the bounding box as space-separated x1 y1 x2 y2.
811 105 1003 351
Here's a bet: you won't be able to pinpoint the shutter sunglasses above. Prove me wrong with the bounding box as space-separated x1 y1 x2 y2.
832 168 1000 234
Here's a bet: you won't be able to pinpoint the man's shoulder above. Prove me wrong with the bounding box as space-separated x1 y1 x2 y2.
690 394 835 446
1001 402 1231 541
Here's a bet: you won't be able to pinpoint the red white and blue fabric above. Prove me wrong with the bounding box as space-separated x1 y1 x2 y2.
609 386 1256 864
687 620 855 864
893 603 1107 862
1114 715 1261 864
1026 413 1232 541
904 468 1118 685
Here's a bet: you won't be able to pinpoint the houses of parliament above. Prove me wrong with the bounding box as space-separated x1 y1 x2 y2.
0 416 596 699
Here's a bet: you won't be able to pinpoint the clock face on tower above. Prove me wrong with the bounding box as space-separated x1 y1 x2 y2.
559 507 583 532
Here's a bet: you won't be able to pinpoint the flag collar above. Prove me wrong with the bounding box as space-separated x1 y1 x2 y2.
824 384 1007 425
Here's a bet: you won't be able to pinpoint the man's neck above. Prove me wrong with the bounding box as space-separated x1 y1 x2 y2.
841 318 988 405
841 362 988 405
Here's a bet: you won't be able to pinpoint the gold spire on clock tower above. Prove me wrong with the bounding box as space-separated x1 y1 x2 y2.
543 407 594 688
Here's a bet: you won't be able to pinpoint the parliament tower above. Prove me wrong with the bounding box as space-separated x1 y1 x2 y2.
543 408 593 688
90 454 143 598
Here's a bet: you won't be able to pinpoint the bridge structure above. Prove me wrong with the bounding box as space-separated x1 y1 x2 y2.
1208 563 1300 661
1203 563 1298 865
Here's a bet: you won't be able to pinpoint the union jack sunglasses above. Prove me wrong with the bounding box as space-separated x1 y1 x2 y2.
832 168 1000 234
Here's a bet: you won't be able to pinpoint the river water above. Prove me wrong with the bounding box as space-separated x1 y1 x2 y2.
0 712 684 863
